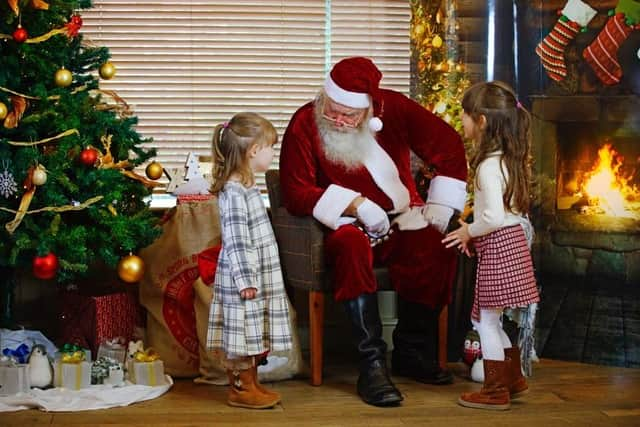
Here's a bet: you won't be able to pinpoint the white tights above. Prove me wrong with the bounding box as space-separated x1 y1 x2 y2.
471 308 512 361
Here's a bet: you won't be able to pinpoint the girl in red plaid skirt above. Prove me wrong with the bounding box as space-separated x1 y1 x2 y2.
443 81 540 411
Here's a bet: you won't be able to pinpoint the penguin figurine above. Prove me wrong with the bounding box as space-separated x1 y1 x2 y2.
28 344 53 389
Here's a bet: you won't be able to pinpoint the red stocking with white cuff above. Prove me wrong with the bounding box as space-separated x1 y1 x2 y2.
583 0 640 86
536 0 597 82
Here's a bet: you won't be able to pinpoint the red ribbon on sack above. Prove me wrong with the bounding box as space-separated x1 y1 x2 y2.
197 245 221 285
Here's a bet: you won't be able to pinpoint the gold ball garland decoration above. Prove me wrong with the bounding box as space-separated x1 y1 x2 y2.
54 68 73 87
99 62 116 80
145 161 163 180
117 254 145 283
32 165 47 186
0 102 7 120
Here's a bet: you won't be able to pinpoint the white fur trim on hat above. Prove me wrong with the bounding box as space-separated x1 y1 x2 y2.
324 75 370 109
312 184 361 230
427 175 467 212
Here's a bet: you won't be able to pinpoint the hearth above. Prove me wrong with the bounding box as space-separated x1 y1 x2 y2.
530 95 640 283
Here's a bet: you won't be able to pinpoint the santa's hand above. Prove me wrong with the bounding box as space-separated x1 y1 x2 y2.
423 203 454 234
356 199 390 236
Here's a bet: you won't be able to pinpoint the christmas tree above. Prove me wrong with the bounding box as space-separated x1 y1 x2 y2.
0 0 161 325
410 0 470 135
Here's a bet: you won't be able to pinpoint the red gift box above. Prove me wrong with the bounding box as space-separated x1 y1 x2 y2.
58 291 143 357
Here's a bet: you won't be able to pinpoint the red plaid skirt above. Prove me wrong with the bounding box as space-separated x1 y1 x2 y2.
471 225 539 321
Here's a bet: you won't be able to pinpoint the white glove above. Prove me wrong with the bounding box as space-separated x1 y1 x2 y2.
356 199 390 236
422 203 454 234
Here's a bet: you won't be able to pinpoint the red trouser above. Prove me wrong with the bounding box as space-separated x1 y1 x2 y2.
324 224 458 308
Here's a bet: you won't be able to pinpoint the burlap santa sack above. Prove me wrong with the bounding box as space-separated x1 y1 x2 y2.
139 198 302 383
139 198 224 379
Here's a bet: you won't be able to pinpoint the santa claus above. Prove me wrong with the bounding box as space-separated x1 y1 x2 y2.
279 57 468 406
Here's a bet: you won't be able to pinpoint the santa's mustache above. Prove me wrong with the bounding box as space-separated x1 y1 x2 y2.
314 102 375 170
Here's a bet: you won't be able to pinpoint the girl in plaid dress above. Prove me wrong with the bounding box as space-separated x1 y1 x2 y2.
443 81 540 411
207 112 292 409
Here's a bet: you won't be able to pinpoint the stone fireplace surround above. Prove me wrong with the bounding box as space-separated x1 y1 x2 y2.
530 95 640 284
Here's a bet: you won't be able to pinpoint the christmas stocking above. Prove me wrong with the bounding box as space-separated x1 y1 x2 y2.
536 0 597 82
583 0 640 85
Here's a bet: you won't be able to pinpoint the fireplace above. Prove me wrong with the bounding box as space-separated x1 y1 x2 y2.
530 95 640 283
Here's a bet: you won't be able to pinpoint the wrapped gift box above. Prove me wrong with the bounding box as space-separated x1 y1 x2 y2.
0 363 30 396
58 290 143 356
53 360 91 390
128 360 166 386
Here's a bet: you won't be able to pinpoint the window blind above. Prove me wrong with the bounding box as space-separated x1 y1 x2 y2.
82 0 410 189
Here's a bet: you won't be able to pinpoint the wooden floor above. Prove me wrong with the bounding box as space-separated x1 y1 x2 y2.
5 359 640 426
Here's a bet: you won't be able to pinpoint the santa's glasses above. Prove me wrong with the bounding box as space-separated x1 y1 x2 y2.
321 98 366 129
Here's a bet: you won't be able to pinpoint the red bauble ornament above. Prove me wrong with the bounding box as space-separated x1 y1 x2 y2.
33 252 59 280
13 26 28 43
70 15 83 26
79 147 98 166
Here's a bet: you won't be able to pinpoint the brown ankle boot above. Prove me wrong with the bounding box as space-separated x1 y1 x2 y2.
251 364 281 403
458 359 510 410
227 368 279 409
505 346 529 399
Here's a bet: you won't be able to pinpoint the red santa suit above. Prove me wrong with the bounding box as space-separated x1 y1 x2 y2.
279 74 467 308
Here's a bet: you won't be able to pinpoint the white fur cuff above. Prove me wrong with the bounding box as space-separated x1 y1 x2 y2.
312 184 361 230
427 175 467 212
562 0 597 27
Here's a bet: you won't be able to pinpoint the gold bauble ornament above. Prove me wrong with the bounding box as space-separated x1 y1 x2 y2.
32 165 47 186
118 254 145 283
432 35 443 48
0 102 7 120
145 161 163 180
99 62 116 80
54 68 73 87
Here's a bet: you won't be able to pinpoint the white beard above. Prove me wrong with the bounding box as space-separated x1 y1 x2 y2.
314 104 376 171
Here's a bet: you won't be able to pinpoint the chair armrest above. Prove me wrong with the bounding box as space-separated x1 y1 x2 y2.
270 206 329 292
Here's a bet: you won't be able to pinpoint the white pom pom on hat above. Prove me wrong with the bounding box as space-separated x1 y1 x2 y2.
368 117 383 132
324 57 384 132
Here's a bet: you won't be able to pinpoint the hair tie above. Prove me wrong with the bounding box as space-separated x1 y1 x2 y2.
222 121 229 129
516 101 523 110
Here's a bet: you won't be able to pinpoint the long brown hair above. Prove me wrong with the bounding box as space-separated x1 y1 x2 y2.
209 112 277 195
461 81 532 214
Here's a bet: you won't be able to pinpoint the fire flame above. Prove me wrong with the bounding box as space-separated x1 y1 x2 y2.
581 143 639 217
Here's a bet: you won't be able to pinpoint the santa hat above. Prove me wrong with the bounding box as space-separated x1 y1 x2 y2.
324 57 384 132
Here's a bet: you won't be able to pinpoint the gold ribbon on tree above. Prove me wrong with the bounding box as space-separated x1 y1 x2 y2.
7 0 49 16
3 194 103 234
3 95 27 129
97 135 161 188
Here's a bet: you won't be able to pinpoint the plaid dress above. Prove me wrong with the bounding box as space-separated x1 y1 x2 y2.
206 182 292 357
471 224 540 322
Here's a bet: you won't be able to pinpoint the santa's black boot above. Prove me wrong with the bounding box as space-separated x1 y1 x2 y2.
344 293 403 407
392 297 453 384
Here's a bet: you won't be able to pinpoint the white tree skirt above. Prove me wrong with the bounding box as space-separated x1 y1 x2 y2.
0 376 172 412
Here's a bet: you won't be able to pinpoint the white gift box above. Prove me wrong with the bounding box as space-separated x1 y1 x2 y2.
129 360 166 386
97 342 126 365
53 360 91 390
0 363 30 396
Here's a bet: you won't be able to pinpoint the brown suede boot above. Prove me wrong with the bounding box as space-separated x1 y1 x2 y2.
251 364 282 403
227 368 279 409
505 346 529 399
458 359 511 410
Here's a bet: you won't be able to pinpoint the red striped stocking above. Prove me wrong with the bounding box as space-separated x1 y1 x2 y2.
536 0 597 82
583 11 639 85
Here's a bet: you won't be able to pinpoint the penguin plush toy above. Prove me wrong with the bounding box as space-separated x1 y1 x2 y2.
28 344 53 389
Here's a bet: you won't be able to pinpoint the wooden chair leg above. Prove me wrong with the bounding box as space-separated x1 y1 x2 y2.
438 304 448 370
309 290 324 386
